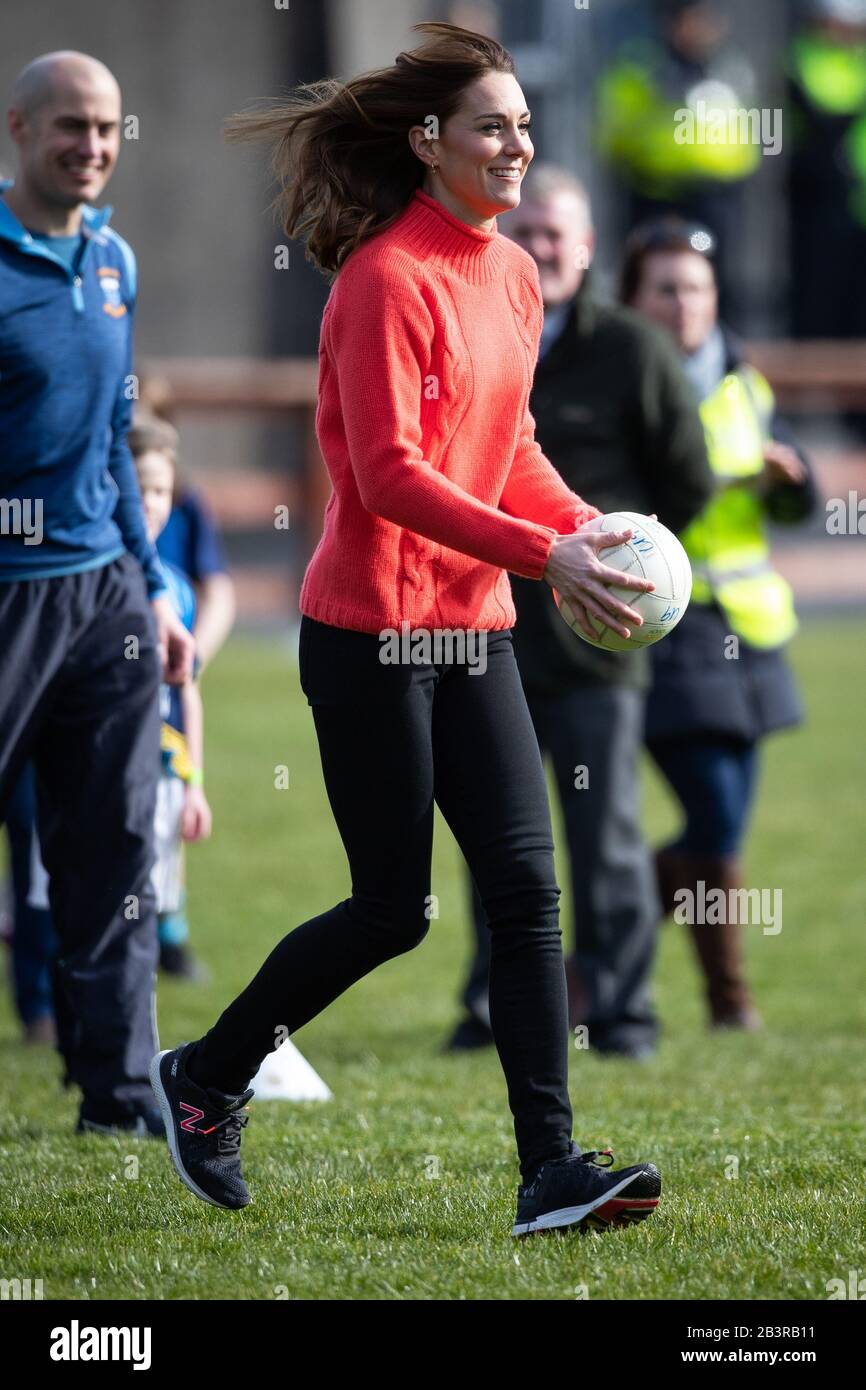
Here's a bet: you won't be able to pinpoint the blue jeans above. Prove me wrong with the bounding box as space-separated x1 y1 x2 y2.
0 555 161 1109
648 735 760 857
5 762 55 1026
191 616 573 1184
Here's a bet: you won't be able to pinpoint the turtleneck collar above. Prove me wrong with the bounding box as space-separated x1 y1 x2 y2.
393 188 507 286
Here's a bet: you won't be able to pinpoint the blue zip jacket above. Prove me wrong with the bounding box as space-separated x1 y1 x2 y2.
0 181 165 597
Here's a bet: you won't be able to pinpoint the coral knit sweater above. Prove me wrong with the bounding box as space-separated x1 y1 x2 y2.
299 187 601 634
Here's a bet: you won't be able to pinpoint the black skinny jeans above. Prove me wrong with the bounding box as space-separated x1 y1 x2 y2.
191 616 573 1183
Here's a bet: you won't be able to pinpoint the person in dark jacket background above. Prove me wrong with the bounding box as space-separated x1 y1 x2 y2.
595 0 760 323
448 164 713 1059
785 0 866 338
622 217 818 1030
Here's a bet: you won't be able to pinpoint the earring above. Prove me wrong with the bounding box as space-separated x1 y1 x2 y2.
431 162 438 172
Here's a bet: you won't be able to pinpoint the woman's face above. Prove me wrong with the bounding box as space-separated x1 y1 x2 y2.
630 250 718 354
418 71 534 226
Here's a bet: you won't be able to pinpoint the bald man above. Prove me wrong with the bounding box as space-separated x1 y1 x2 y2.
0 52 193 1135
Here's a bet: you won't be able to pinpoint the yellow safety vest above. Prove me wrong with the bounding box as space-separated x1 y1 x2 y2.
680 366 798 649
597 52 761 198
787 33 866 225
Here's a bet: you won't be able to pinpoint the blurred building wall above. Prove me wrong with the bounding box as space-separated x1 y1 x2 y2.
0 0 295 358
327 0 430 76
0 0 796 355
0 0 453 359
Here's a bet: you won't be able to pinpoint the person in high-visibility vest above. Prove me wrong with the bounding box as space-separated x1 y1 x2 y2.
621 217 818 1030
596 0 761 319
786 0 866 336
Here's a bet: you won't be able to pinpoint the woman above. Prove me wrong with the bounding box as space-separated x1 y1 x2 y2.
621 218 817 1030
150 23 662 1237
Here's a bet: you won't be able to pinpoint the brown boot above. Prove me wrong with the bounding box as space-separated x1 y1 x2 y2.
658 850 762 1031
654 846 689 920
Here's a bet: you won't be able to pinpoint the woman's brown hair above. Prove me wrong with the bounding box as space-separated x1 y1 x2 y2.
225 21 515 278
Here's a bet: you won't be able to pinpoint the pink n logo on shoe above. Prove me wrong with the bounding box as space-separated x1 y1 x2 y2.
179 1101 206 1132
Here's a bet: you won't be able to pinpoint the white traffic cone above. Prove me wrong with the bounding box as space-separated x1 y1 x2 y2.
250 1039 332 1101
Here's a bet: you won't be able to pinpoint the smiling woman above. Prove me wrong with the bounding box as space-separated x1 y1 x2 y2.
149 20 662 1241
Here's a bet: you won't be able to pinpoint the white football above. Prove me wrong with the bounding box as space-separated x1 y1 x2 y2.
553 511 692 652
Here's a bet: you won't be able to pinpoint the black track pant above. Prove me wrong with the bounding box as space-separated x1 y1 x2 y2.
191 616 574 1184
0 554 161 1111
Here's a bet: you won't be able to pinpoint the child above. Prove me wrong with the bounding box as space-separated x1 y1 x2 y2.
129 416 212 980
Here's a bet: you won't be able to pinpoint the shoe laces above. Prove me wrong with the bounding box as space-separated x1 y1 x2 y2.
521 1146 615 1196
576 1148 615 1169
211 1107 249 1159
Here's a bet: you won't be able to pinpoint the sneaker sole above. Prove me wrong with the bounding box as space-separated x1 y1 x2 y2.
511 1169 660 1237
148 1050 250 1211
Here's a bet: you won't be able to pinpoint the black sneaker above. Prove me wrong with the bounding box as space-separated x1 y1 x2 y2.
159 942 209 983
149 1043 253 1209
76 1099 165 1139
444 1014 495 1051
512 1142 661 1237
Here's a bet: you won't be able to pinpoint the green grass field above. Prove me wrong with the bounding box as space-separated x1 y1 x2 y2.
1 616 865 1301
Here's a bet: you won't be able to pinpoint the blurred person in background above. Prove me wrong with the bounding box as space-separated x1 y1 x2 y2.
596 0 760 322
2 765 54 1045
157 499 235 667
448 163 713 1060
131 418 213 981
786 0 866 337
622 217 818 1030
142 401 237 672
3 410 234 997
143 406 236 975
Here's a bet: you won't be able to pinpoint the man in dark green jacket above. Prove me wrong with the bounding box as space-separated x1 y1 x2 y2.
449 165 713 1058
